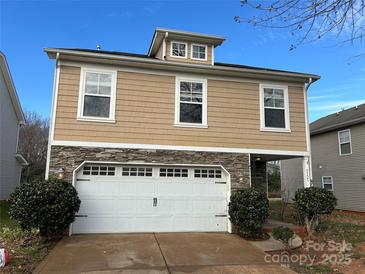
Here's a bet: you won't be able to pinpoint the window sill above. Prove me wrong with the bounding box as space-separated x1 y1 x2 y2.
191 57 208 61
77 117 116 124
174 123 208 129
170 55 188 59
339 153 352 156
260 127 291 133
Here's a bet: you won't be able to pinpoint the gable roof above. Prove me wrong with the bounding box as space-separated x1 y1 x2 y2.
310 103 365 136
0 51 25 124
45 48 320 82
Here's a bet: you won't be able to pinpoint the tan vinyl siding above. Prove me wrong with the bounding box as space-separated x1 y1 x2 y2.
54 65 307 151
165 40 213 65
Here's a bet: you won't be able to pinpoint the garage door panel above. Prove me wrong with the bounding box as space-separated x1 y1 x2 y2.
155 181 193 196
155 198 194 214
76 181 97 195
74 165 228 233
118 182 155 196
192 199 226 214
192 183 226 196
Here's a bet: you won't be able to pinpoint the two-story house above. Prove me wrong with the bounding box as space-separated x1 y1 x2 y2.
281 104 365 212
0 52 27 200
45 28 319 234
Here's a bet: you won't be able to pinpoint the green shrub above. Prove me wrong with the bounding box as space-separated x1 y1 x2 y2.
272 226 294 249
9 178 81 237
228 188 269 237
293 187 337 237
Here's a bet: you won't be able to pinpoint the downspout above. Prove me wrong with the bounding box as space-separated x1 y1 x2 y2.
304 77 313 187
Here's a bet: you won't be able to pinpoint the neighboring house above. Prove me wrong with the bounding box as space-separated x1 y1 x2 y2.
45 28 319 234
281 104 365 212
0 52 27 200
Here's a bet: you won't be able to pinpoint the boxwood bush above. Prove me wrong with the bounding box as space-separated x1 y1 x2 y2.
272 226 294 249
293 187 337 237
9 178 81 237
228 188 269 237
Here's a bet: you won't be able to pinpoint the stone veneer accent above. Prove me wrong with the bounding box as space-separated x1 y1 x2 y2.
49 146 250 190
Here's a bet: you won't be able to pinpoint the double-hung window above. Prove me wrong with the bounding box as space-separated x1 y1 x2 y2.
175 77 207 127
322 176 334 191
260 84 290 131
191 44 207 60
338 129 352 155
78 68 117 122
171 41 187 58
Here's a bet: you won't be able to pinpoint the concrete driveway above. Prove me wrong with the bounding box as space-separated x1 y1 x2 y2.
34 233 295 274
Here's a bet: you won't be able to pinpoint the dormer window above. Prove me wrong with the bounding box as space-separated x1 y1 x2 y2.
191 44 207 60
171 41 187 58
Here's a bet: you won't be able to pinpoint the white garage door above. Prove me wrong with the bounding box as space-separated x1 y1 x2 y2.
72 164 228 234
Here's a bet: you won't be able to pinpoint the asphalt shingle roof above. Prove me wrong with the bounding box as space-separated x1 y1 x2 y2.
310 103 365 135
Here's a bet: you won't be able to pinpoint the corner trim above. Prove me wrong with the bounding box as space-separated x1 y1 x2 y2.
51 140 310 156
45 56 60 180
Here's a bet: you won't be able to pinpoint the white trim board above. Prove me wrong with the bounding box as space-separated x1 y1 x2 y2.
45 56 60 180
51 140 310 156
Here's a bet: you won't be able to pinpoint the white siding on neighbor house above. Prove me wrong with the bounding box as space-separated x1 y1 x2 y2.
281 123 365 212
0 69 22 200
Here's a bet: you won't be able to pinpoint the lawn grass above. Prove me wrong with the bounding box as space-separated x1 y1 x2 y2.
321 221 365 246
0 200 18 229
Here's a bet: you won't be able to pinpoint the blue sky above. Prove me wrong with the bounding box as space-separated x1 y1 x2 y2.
1 0 364 122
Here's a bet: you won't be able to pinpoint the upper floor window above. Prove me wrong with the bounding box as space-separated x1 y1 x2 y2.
171 41 187 58
260 84 290 132
175 77 207 127
338 129 352 155
191 44 207 60
78 68 117 122
322 176 334 191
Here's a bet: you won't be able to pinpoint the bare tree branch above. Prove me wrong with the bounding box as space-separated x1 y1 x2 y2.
235 0 365 51
18 111 49 182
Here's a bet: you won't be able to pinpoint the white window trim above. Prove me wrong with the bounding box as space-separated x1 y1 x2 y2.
259 83 291 132
170 41 188 59
191 43 208 61
174 76 208 128
338 129 352 156
322 176 334 191
77 67 117 123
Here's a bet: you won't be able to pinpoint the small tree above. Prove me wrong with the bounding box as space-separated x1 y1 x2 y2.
272 226 294 250
293 187 337 238
9 178 81 238
228 188 269 237
18 111 49 182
